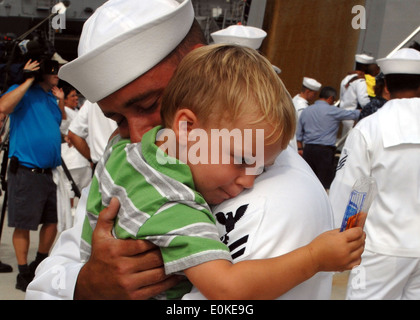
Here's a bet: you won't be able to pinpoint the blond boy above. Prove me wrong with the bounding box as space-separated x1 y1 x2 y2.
81 44 364 299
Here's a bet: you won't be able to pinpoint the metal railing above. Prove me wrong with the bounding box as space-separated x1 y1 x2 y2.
386 25 420 58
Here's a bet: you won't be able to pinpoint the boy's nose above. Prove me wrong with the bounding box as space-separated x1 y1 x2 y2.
236 173 256 189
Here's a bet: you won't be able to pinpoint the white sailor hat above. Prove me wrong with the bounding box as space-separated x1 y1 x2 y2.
377 48 420 75
272 65 281 74
355 53 375 64
211 25 267 50
303 77 322 91
58 0 194 103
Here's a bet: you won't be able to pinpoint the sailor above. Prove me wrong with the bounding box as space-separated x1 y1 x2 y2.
26 0 363 300
329 48 420 299
290 77 321 150
338 53 375 138
26 0 200 299
292 77 322 119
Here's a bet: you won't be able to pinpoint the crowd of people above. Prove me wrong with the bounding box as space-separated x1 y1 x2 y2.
290 45 420 299
0 56 116 290
0 0 418 301
292 53 386 190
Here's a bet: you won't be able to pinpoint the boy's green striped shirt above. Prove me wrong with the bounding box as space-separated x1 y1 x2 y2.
80 126 231 299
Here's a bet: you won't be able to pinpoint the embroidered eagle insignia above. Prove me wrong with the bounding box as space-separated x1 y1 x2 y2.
215 204 248 244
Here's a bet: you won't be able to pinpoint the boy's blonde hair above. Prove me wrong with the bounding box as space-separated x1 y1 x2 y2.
161 44 296 148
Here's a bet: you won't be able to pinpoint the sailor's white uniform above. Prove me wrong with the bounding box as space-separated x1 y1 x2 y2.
184 147 334 300
330 98 420 299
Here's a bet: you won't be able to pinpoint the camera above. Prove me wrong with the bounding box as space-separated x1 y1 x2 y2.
0 31 56 92
23 59 59 82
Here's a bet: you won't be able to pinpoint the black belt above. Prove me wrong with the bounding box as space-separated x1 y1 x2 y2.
18 164 52 175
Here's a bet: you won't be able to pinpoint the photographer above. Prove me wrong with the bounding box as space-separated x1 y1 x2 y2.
0 58 65 291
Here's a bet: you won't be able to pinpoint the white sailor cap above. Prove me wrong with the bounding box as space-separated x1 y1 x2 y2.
272 65 281 74
303 77 322 91
211 25 267 50
355 53 375 64
58 0 194 103
377 48 420 75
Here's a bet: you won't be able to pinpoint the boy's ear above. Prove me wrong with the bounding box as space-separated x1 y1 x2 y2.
192 43 204 50
172 108 200 144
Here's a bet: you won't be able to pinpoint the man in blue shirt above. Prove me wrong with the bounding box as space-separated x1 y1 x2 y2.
296 86 360 189
0 58 65 291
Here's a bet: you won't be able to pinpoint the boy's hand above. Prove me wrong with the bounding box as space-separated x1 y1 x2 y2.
307 228 365 273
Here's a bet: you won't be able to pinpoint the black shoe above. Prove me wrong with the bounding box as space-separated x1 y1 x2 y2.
29 252 48 275
0 261 13 273
29 260 38 275
16 272 34 292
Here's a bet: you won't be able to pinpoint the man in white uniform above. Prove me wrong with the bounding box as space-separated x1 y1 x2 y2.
68 100 117 165
329 48 420 299
338 54 374 139
291 77 321 151
27 0 200 299
292 77 322 119
184 146 334 300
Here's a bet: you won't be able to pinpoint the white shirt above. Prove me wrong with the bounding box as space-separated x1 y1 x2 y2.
289 94 309 151
60 107 90 170
184 147 334 300
68 101 117 163
329 98 420 258
26 147 334 300
339 74 370 111
292 94 309 118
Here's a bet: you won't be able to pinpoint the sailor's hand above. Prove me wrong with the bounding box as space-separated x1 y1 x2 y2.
74 198 182 300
